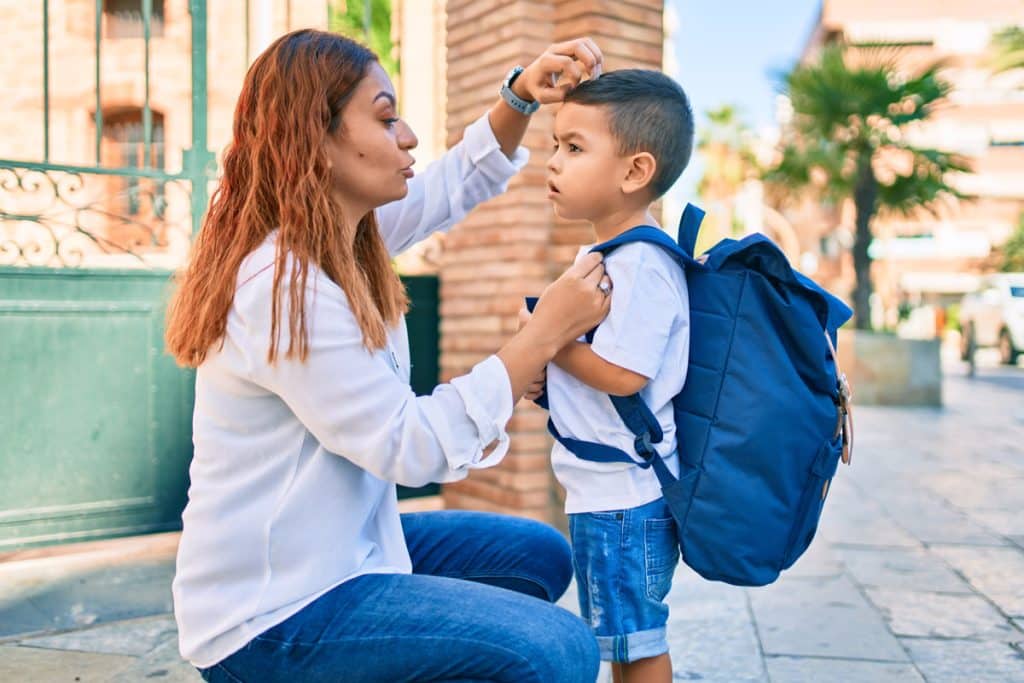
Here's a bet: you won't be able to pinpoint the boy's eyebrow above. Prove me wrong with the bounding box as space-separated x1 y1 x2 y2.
552 130 585 142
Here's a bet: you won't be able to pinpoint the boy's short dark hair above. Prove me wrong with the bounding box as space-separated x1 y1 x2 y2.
565 69 694 199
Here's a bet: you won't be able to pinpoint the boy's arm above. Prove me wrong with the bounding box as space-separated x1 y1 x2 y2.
553 341 648 396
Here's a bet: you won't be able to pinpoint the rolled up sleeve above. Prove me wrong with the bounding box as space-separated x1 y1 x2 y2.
449 354 514 470
375 113 530 256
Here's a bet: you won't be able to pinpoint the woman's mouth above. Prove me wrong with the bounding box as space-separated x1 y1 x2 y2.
401 167 415 179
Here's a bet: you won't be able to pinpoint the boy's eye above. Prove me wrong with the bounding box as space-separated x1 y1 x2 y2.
552 142 581 152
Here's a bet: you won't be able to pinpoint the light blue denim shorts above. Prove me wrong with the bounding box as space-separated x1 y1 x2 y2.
568 496 680 663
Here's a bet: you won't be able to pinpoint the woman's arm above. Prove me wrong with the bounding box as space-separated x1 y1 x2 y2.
375 38 604 255
240 253 609 488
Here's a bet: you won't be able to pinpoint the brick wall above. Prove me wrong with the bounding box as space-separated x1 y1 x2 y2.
441 0 664 524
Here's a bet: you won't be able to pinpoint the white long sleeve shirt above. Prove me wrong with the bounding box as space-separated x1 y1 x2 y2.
173 114 529 668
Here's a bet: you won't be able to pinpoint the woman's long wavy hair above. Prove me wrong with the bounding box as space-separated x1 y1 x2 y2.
166 29 408 367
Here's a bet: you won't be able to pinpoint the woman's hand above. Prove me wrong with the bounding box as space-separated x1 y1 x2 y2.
512 38 604 105
496 253 610 402
529 252 611 349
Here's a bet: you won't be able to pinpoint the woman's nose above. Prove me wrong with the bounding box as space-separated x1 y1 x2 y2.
398 120 418 150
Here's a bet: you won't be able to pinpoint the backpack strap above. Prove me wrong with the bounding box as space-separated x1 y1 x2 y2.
677 203 706 257
606 393 679 487
545 418 651 467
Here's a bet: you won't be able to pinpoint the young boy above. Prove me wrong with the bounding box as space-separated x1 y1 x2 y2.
543 70 694 682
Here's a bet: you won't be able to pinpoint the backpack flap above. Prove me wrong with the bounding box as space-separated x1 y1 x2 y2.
705 234 852 335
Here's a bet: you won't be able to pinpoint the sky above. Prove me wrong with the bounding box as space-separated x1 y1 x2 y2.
665 0 824 207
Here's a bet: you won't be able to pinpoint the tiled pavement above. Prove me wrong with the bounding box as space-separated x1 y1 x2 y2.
2 360 1023 682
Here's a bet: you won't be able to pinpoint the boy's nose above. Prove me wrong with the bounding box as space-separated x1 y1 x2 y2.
545 153 559 174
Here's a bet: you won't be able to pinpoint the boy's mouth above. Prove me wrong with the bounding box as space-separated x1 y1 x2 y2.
546 180 560 195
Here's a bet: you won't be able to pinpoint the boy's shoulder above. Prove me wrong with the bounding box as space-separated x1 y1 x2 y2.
603 237 686 283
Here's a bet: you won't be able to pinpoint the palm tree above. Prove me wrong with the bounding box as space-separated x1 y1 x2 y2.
990 26 1024 74
696 106 761 253
697 105 759 203
764 44 969 330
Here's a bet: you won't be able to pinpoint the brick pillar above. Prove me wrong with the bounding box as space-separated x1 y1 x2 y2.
440 0 664 525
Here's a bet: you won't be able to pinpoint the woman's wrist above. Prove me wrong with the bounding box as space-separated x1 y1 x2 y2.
521 316 565 361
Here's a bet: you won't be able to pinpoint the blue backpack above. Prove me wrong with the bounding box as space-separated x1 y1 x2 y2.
528 203 854 587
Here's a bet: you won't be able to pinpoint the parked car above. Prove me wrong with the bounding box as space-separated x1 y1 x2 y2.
960 273 1024 365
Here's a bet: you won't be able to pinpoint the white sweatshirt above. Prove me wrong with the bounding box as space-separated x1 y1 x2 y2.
172 114 529 668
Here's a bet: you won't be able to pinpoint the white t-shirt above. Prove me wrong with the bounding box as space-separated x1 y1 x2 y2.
172 114 529 668
547 240 690 514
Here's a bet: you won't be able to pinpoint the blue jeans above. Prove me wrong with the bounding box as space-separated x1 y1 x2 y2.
569 497 680 663
198 511 599 682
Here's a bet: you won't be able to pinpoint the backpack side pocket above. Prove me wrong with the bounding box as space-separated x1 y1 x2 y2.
780 435 843 570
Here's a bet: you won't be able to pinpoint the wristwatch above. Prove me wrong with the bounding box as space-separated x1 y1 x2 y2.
500 65 540 116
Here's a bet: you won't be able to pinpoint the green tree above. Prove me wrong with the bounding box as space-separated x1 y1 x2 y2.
764 44 969 329
697 105 760 202
990 26 1024 74
1001 214 1024 273
328 0 398 77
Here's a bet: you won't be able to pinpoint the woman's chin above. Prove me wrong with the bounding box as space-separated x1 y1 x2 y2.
379 184 410 206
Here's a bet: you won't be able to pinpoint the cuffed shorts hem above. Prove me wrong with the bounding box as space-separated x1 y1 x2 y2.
596 626 669 663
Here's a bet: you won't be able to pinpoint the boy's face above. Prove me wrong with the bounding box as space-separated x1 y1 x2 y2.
546 103 636 222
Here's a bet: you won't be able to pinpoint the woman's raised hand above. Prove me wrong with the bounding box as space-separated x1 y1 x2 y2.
514 38 605 104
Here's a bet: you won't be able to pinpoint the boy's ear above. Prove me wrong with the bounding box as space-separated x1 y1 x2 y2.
621 152 657 197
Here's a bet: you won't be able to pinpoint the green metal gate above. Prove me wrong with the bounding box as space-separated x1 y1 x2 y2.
0 1 440 550
0 0 214 551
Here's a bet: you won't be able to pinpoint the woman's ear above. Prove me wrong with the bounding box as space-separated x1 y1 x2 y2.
621 152 657 197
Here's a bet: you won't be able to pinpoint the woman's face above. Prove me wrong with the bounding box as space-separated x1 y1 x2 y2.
325 62 418 218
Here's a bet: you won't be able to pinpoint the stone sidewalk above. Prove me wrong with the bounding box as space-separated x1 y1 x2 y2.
2 363 1023 682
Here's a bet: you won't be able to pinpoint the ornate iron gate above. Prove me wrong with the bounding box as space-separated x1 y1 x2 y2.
0 0 214 550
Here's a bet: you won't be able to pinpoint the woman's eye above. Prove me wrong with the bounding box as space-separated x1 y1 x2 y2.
383 117 399 127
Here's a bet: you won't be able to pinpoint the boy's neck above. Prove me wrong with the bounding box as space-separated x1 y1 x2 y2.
590 205 661 244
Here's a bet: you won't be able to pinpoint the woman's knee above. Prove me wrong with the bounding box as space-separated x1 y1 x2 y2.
507 516 574 601
524 607 600 683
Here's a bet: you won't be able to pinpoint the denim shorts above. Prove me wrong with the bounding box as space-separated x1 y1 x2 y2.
568 497 680 663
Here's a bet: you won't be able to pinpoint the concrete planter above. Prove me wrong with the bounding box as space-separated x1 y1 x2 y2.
836 330 942 407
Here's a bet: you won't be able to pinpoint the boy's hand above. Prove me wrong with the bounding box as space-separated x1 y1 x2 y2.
518 305 532 331
514 38 604 105
524 368 546 401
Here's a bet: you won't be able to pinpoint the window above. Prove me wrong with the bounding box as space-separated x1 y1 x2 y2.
99 109 166 249
104 0 165 38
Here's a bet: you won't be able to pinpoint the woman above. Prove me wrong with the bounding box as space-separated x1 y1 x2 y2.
165 29 610 682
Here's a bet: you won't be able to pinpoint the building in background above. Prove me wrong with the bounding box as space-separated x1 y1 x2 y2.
1 0 324 267
793 0 1024 332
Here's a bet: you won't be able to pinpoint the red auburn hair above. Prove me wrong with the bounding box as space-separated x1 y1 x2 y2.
166 29 408 367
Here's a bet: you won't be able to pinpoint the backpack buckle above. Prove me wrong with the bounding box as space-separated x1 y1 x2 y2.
634 432 656 462
837 372 854 466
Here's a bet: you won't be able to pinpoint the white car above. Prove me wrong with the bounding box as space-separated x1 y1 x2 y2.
960 273 1024 365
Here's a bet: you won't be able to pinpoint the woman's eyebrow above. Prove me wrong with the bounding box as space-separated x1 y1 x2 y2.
373 92 396 107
